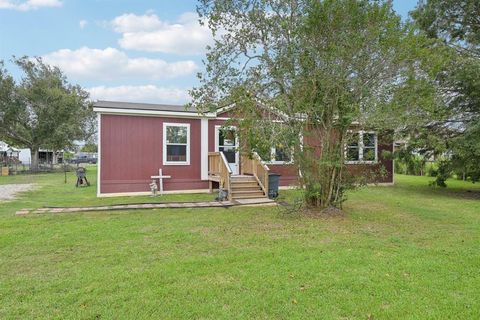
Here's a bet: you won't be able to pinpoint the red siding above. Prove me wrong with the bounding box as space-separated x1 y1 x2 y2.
100 114 207 194
269 164 299 187
99 112 394 195
299 128 394 184
216 110 233 118
346 141 394 183
206 119 394 186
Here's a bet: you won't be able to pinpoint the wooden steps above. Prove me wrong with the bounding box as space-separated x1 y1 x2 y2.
230 175 267 200
231 182 259 189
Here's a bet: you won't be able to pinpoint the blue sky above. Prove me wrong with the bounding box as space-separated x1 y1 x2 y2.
0 0 419 104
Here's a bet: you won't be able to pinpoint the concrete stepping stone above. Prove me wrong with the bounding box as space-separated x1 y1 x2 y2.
17 198 274 216
15 209 30 216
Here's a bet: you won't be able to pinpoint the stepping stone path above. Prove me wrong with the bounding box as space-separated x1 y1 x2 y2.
15 198 276 216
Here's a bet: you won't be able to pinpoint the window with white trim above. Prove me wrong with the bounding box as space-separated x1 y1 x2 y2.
270 144 293 164
163 123 190 165
345 131 377 163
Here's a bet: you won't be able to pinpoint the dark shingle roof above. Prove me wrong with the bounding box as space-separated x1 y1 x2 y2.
93 100 197 113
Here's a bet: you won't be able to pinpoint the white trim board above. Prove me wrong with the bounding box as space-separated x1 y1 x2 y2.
93 107 216 119
279 185 298 190
200 118 209 180
97 113 102 197
215 103 236 115
367 182 395 186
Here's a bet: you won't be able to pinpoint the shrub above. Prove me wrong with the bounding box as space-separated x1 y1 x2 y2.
433 159 451 187
426 162 438 177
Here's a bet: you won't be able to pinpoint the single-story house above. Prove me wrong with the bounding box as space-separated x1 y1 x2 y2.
94 101 394 199
0 141 64 166
0 142 20 167
17 149 64 165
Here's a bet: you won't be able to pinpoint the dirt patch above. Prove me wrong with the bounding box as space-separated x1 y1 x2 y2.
302 206 346 219
456 189 480 199
0 184 36 201
278 201 347 219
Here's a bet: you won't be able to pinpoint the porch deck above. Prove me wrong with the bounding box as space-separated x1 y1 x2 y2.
208 174 252 182
208 152 270 201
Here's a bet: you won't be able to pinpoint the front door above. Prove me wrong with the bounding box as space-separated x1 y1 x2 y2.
215 126 239 175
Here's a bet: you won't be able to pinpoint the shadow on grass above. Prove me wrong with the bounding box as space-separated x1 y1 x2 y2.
394 178 480 201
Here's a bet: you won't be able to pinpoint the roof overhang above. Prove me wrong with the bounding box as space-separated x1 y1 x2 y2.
93 106 217 119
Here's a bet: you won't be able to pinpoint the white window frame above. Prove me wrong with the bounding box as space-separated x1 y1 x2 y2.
265 134 302 165
345 131 378 164
163 122 190 166
269 146 294 165
214 125 240 174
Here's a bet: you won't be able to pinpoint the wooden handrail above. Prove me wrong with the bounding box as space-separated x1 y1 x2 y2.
219 152 233 174
208 152 220 176
252 152 270 171
208 151 232 200
240 151 270 196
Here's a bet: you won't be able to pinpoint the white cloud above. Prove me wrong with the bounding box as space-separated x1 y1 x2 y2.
79 19 88 29
42 47 198 81
111 12 213 55
0 0 62 11
88 85 190 104
111 13 164 33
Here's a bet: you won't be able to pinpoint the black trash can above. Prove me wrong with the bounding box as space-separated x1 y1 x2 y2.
268 173 281 199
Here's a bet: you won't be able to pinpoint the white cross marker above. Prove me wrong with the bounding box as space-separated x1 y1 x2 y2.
151 169 171 195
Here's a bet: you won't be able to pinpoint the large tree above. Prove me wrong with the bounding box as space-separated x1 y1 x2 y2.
192 0 435 208
410 0 480 184
0 57 95 171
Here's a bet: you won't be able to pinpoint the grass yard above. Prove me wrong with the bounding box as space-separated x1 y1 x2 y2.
0 168 479 319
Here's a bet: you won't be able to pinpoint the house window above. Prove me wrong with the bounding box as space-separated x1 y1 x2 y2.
345 131 377 163
346 139 360 161
270 144 293 164
362 132 376 161
218 128 237 163
163 123 190 165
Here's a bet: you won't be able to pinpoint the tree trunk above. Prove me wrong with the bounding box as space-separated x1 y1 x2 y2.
300 126 346 209
30 147 39 172
50 151 55 170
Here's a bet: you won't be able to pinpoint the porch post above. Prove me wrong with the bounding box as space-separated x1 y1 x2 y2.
240 153 243 175
200 118 208 180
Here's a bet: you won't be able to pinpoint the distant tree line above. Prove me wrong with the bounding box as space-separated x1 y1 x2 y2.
0 57 95 171
404 0 480 186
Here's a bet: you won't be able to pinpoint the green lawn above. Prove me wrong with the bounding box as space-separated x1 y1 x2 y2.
0 169 479 319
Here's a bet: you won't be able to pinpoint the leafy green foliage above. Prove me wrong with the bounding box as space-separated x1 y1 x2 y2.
194 0 431 208
449 122 480 182
412 0 480 48
80 143 98 153
395 147 429 176
410 0 480 186
0 57 95 171
428 158 451 187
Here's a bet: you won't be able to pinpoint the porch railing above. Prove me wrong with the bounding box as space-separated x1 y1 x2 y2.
241 151 270 195
208 152 232 200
